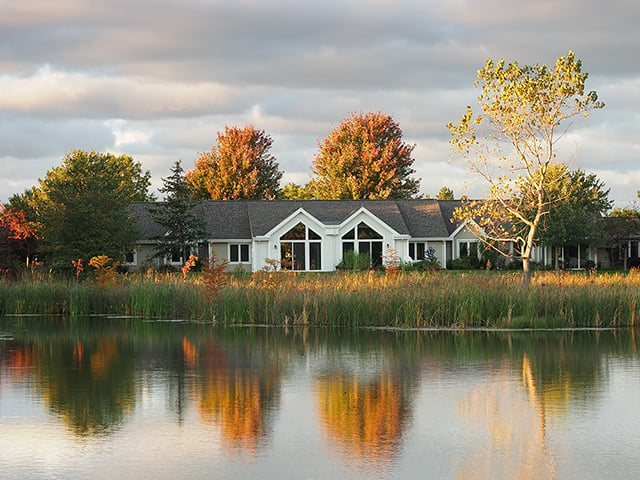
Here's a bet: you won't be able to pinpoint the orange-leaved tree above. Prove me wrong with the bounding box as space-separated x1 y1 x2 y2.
309 112 420 199
187 125 283 200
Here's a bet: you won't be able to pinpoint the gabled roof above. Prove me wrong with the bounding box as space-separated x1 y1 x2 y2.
130 199 461 241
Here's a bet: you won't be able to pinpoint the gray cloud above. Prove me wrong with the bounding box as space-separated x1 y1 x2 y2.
0 0 638 206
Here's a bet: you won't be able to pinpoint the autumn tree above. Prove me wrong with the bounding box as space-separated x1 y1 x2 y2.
25 150 153 268
309 112 420 199
187 125 283 200
436 186 454 200
447 51 604 285
0 198 40 268
150 160 207 265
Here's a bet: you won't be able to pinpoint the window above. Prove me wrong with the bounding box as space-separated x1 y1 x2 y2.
170 248 182 264
230 244 250 263
458 240 478 258
409 242 426 261
341 222 383 266
280 222 322 271
124 249 137 265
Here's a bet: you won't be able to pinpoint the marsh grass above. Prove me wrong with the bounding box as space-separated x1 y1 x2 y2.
1 269 640 327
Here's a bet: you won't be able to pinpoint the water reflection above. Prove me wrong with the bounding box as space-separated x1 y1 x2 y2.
1 318 640 479
194 338 282 454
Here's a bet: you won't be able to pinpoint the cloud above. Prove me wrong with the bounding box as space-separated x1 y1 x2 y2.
0 0 638 207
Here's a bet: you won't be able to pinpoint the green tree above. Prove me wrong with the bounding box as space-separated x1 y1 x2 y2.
150 160 206 265
535 165 611 267
309 112 420 199
279 182 313 200
436 186 454 200
187 125 283 200
607 208 640 270
27 150 152 267
447 51 604 285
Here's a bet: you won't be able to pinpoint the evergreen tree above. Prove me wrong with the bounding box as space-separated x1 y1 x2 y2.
150 160 206 265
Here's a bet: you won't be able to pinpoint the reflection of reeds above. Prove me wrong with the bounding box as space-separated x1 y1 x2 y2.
3 270 640 327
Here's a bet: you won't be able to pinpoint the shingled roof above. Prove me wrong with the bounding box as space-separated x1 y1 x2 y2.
130 199 462 240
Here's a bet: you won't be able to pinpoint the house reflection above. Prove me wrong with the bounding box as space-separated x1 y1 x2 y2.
315 371 413 469
191 339 282 454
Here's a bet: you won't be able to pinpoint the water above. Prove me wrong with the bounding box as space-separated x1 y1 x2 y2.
1 317 640 479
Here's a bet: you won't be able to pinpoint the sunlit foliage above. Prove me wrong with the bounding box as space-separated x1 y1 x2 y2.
310 112 420 199
448 51 604 285
188 125 283 200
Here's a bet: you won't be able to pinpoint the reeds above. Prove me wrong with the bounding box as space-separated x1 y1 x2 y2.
1 269 640 328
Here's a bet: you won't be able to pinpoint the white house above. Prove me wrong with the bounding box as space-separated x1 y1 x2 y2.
127 199 628 272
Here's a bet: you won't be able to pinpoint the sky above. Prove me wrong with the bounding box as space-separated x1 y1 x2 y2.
1 0 639 207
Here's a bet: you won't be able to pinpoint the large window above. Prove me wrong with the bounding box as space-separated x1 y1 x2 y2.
341 222 383 266
229 244 250 263
280 222 322 271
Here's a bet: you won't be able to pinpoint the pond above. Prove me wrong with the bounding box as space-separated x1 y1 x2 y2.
1 316 640 479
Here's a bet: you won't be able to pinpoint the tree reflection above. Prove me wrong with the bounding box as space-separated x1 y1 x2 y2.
35 337 136 437
316 370 414 470
193 339 282 454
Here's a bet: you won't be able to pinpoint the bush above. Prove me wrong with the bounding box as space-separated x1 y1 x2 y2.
448 255 482 270
336 251 372 271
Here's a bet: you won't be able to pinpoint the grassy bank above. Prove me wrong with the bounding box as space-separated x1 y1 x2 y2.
1 269 639 328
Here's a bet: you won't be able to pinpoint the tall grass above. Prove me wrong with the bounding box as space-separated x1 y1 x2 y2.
1 269 640 328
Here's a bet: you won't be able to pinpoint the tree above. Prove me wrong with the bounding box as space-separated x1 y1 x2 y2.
279 182 313 200
26 150 152 267
0 202 40 268
309 112 420 199
187 125 283 200
150 160 207 265
447 51 604 285
436 186 454 200
535 165 611 267
607 208 640 270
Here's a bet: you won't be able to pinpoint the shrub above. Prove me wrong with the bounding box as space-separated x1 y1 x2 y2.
336 251 372 271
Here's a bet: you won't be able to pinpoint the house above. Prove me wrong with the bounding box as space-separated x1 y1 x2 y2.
127 199 640 272
127 199 488 272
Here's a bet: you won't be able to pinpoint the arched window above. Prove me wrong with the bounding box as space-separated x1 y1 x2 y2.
341 222 383 266
280 222 322 271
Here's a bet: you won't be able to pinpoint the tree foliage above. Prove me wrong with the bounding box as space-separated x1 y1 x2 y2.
279 182 313 200
607 208 640 270
309 112 420 199
187 125 283 200
150 160 207 264
448 51 604 284
536 165 611 249
21 150 152 267
436 186 454 200
0 201 40 268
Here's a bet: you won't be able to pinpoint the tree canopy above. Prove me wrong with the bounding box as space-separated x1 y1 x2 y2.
536 165 611 249
22 150 153 267
309 112 420 199
436 186 454 200
448 51 604 284
150 160 207 264
187 125 283 200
